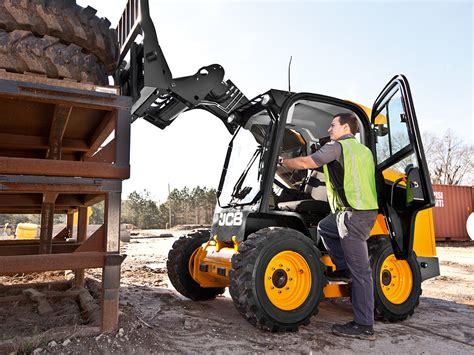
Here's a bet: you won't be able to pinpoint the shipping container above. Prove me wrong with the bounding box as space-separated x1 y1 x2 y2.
432 184 473 241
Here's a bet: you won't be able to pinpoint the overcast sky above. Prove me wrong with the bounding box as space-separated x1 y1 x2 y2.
79 0 473 202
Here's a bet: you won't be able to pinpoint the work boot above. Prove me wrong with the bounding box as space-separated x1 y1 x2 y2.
331 321 376 341
326 269 351 282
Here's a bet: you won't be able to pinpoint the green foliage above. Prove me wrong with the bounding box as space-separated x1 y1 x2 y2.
0 214 40 226
121 189 160 229
121 186 216 229
90 201 104 224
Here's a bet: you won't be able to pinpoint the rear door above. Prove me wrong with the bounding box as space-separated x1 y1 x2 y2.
371 75 434 259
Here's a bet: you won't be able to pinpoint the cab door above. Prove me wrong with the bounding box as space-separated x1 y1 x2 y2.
371 75 434 259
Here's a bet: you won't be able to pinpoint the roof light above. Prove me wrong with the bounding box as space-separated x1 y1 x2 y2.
227 114 237 124
261 94 271 106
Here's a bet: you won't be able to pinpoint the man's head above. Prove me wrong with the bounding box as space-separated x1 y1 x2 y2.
328 113 359 140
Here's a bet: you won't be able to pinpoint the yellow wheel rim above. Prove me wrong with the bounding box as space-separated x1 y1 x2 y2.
264 251 311 311
380 254 413 305
188 247 200 276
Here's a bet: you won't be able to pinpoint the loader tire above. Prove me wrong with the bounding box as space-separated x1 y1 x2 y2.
167 230 225 301
369 236 422 321
229 227 326 332
0 0 118 72
0 29 108 85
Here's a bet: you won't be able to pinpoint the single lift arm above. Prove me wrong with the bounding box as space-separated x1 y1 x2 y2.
115 0 248 133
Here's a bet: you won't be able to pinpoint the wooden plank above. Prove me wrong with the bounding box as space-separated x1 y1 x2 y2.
0 183 106 194
86 140 115 163
85 110 116 158
75 225 105 253
0 70 120 94
46 105 73 159
53 227 69 241
76 208 89 286
0 252 105 274
0 157 130 179
39 200 55 254
0 133 89 152
0 79 131 112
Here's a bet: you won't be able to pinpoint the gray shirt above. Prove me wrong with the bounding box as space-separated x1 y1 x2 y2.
310 134 355 167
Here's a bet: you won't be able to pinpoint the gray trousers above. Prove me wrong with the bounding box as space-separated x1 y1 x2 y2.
318 210 378 326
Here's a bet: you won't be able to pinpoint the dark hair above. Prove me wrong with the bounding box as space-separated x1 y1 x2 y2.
334 113 359 134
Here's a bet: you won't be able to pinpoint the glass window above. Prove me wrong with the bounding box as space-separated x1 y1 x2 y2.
375 88 411 166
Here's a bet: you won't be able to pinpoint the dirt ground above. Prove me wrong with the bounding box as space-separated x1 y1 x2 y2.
0 231 473 354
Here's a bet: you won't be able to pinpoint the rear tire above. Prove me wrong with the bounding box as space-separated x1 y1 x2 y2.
369 236 422 321
0 29 108 85
167 230 225 301
229 227 326 332
0 0 118 72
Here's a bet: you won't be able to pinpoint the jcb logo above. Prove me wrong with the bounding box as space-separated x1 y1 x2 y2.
218 212 243 226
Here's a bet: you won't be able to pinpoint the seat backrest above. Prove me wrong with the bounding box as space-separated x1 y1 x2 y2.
304 171 328 202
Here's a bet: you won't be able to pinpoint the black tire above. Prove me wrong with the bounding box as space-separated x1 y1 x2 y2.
0 0 118 72
229 227 326 332
0 29 108 85
167 230 225 301
369 236 422 321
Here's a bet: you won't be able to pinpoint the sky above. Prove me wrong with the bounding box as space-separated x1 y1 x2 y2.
79 0 473 202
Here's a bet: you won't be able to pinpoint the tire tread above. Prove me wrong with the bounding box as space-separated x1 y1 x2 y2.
0 0 118 72
0 29 108 84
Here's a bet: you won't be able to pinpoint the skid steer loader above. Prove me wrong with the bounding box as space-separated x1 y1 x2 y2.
116 0 440 331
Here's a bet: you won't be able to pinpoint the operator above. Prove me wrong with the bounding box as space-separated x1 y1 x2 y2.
280 112 378 341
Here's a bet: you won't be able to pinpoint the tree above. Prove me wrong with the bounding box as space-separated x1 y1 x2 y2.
90 201 104 224
122 190 160 229
120 186 217 229
422 130 473 185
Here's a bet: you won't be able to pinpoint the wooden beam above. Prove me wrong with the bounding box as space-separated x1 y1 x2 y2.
0 194 42 206
0 157 130 179
75 225 105 253
0 133 89 152
0 252 105 274
53 226 69 241
46 105 73 159
0 242 80 256
39 196 56 254
86 139 115 163
85 110 116 158
43 192 59 204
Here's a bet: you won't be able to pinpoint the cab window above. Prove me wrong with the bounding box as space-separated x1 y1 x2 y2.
374 88 418 173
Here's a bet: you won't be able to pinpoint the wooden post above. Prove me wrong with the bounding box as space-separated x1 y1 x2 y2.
39 193 58 254
74 207 89 287
101 192 122 332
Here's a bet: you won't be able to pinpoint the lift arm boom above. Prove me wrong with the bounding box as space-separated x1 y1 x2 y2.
115 0 248 132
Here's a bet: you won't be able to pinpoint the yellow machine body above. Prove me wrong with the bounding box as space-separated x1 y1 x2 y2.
189 101 437 299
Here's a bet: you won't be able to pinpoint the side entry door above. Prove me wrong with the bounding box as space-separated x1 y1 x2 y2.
371 75 434 259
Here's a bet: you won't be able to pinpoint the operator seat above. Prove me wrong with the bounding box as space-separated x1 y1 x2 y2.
278 170 331 214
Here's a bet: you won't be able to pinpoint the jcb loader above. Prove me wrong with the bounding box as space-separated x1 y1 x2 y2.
116 0 440 331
